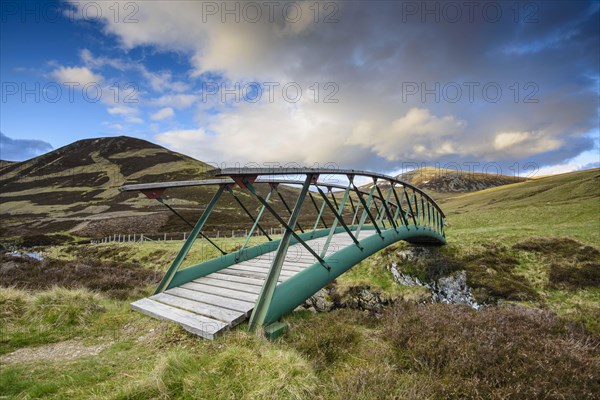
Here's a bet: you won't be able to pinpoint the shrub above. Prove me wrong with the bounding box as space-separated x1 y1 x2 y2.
382 302 600 399
548 260 600 289
513 237 600 260
0 254 161 299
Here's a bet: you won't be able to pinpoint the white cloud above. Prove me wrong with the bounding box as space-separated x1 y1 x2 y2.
50 66 103 85
107 106 137 116
536 161 583 176
152 94 198 109
492 131 562 157
347 108 466 161
156 99 356 166
151 107 175 121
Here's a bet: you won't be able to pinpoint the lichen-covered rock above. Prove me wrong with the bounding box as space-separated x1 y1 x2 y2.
431 270 480 309
388 261 480 309
305 288 335 312
387 262 428 287
337 286 390 313
300 284 392 313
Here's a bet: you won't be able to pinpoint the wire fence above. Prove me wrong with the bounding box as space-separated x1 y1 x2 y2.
90 227 286 244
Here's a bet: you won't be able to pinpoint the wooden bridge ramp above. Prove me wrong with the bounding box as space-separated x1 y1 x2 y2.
131 232 361 339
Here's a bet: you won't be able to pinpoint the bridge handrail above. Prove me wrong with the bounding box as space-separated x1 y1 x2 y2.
120 178 401 209
212 167 445 218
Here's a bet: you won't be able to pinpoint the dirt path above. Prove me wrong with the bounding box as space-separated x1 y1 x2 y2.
0 340 109 364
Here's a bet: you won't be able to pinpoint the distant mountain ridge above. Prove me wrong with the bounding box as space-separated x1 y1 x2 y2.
397 167 526 194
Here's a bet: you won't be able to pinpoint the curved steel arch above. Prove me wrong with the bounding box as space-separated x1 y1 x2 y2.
121 168 446 333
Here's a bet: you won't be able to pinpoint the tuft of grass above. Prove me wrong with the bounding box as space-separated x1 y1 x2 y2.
116 334 318 400
0 287 31 324
0 287 108 354
29 287 105 327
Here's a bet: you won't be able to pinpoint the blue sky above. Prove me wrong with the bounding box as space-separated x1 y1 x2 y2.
1 0 598 176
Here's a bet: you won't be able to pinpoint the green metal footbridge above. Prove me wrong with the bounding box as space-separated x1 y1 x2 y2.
120 168 446 339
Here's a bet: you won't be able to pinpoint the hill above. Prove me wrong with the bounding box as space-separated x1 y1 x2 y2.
0 136 323 240
397 167 526 199
440 167 600 244
0 136 214 238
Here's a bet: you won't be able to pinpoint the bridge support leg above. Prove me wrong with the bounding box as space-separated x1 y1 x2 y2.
248 174 314 332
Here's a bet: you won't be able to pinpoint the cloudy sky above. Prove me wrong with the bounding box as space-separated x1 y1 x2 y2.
1 0 598 176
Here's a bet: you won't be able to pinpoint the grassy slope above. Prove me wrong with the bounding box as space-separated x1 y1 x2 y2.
1 169 599 399
442 168 599 245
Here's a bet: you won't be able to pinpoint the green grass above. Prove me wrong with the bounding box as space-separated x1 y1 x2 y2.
441 168 600 246
1 169 599 399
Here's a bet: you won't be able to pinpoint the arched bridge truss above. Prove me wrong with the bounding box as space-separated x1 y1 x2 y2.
120 168 446 339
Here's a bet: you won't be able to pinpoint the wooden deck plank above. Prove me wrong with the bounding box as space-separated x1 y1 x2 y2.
181 282 259 303
152 293 245 325
166 287 255 314
207 273 266 286
131 298 227 340
217 268 272 280
226 265 296 277
194 277 263 294
242 260 309 270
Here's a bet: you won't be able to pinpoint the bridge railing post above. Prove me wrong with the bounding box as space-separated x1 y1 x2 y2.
248 174 314 332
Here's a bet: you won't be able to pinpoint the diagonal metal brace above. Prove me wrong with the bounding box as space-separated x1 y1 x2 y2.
156 198 226 255
316 187 363 250
374 180 398 231
228 189 272 241
277 191 305 233
350 179 383 238
245 181 331 271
